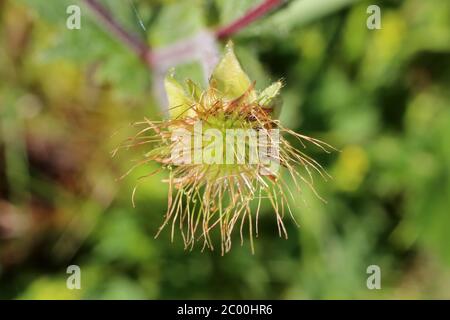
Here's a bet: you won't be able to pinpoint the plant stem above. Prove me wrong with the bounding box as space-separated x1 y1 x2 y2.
215 0 284 39
83 0 285 67
83 0 154 66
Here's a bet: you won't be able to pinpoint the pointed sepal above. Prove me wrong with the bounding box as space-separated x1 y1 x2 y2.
210 41 255 100
259 81 283 119
165 71 193 119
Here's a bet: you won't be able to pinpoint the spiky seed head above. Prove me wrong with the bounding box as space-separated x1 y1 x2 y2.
116 42 333 254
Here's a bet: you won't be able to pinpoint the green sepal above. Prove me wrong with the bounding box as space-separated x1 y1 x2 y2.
210 41 256 101
185 79 203 103
259 81 283 119
165 71 194 119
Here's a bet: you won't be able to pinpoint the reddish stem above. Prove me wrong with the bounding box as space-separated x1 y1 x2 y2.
83 0 154 66
215 0 284 39
84 0 284 68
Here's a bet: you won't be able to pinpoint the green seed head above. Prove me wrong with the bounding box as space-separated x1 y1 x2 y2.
117 42 333 254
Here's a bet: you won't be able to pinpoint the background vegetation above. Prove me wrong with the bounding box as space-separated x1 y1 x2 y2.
0 0 449 299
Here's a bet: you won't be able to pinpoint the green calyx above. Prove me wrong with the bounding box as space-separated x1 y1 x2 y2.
164 41 283 120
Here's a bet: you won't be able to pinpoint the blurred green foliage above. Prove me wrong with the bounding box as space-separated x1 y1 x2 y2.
0 0 449 299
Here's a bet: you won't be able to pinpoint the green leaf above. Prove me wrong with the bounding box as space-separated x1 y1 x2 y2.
215 0 259 26
148 0 205 46
245 0 362 36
